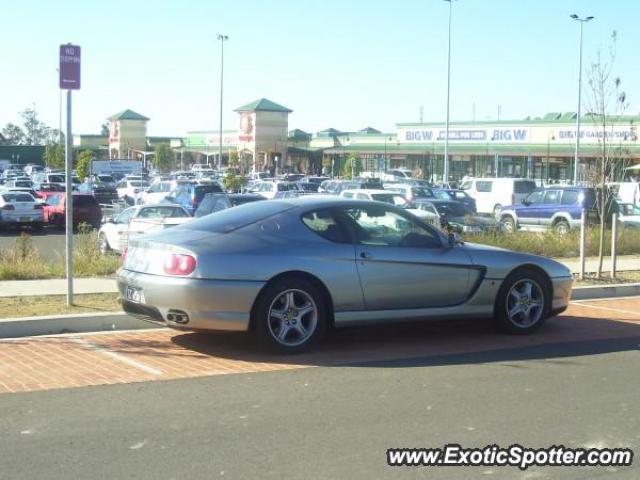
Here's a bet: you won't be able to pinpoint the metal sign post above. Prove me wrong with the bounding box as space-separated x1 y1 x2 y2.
59 44 81 306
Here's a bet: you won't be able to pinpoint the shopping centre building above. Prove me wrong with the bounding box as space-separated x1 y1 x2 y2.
70 98 640 183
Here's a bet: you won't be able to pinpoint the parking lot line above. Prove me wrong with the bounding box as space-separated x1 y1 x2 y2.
70 337 163 376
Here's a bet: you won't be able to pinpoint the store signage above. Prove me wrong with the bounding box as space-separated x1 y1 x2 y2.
59 44 81 90
402 127 528 143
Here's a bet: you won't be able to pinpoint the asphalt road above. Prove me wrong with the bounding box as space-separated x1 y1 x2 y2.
0 337 638 480
0 229 71 258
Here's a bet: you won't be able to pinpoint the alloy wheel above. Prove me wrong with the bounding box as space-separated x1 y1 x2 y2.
267 289 318 347
505 279 544 328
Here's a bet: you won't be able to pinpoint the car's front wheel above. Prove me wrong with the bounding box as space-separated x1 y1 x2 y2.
554 219 570 235
501 216 516 233
495 269 550 334
253 278 327 353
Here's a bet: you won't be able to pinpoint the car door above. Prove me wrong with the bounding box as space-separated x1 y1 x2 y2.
336 204 476 310
538 190 561 227
516 190 544 227
108 207 135 251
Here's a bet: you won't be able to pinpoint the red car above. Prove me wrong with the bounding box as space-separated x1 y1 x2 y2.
39 192 103 229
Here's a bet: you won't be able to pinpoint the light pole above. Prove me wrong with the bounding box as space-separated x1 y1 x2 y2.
383 136 392 172
570 14 594 185
217 33 229 172
443 0 454 184
546 132 555 185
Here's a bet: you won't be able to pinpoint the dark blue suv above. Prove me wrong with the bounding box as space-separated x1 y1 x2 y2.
499 187 597 234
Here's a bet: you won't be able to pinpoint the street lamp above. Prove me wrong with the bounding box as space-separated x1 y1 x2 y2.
383 136 393 172
570 14 594 185
217 33 229 172
443 0 455 184
546 132 555 185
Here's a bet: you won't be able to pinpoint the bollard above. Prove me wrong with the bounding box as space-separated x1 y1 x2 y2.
579 208 586 280
610 212 617 279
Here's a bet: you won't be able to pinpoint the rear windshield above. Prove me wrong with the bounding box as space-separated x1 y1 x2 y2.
194 184 223 199
411 187 434 198
73 195 98 206
2 193 34 202
183 201 294 233
48 175 65 183
514 181 537 194
129 181 148 187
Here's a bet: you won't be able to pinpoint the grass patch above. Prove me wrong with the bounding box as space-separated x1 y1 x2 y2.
0 230 120 280
464 227 640 258
574 270 640 286
0 293 120 319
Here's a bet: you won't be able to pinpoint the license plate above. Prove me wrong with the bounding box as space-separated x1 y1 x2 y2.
20 217 30 222
125 286 145 304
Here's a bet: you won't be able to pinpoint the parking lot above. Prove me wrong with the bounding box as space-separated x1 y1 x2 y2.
1 297 638 395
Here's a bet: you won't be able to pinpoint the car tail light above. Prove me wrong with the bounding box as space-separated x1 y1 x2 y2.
163 254 196 276
2 205 15 211
120 247 127 264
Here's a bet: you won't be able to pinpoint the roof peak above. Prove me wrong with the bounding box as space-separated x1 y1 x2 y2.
234 98 292 113
108 109 150 121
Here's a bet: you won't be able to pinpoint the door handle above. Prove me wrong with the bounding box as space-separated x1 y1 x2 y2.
360 251 372 259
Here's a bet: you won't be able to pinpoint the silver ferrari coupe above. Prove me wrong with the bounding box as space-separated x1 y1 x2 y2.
117 196 573 353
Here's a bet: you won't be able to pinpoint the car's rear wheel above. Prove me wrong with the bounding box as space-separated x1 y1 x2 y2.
98 233 111 255
501 216 516 233
253 278 327 353
495 269 550 334
554 219 570 235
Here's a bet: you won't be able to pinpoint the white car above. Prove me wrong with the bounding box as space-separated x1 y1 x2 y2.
0 192 45 229
115 179 150 202
383 183 435 203
459 177 537 217
136 180 175 205
98 204 192 254
618 203 640 229
339 189 436 223
249 181 300 199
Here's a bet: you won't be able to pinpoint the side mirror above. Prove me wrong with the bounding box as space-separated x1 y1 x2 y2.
522 199 530 206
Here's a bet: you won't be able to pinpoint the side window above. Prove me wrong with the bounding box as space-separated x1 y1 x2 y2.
560 190 579 205
476 181 492 192
526 191 543 205
116 208 135 224
343 192 353 199
356 193 369 200
340 206 441 248
301 209 350 244
543 190 560 204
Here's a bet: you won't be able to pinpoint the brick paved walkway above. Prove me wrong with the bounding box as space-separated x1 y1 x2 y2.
0 298 638 395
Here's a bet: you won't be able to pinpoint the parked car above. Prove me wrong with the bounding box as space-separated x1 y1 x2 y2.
194 193 266 217
117 196 573 353
98 204 192 254
77 182 119 205
383 183 435 203
135 180 177 205
115 179 150 203
616 203 640 229
39 192 103 229
381 168 413 182
499 187 598 234
413 199 501 234
168 182 225 214
459 178 537 217
0 192 45 230
248 181 300 200
432 188 477 213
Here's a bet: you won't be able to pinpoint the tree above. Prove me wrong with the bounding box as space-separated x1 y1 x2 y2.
1 123 27 145
153 144 173 173
43 142 65 170
19 107 58 145
76 150 93 181
101 123 110 136
341 153 363 179
585 31 630 278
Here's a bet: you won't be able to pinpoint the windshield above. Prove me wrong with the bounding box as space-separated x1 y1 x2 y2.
433 202 472 217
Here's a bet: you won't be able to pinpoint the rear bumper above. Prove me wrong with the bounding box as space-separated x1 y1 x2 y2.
116 269 265 332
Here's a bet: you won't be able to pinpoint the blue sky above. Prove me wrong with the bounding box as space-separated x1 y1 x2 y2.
2 0 638 137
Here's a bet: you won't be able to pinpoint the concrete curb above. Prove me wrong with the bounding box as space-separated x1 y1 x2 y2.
0 284 638 339
0 312 158 339
571 283 640 301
